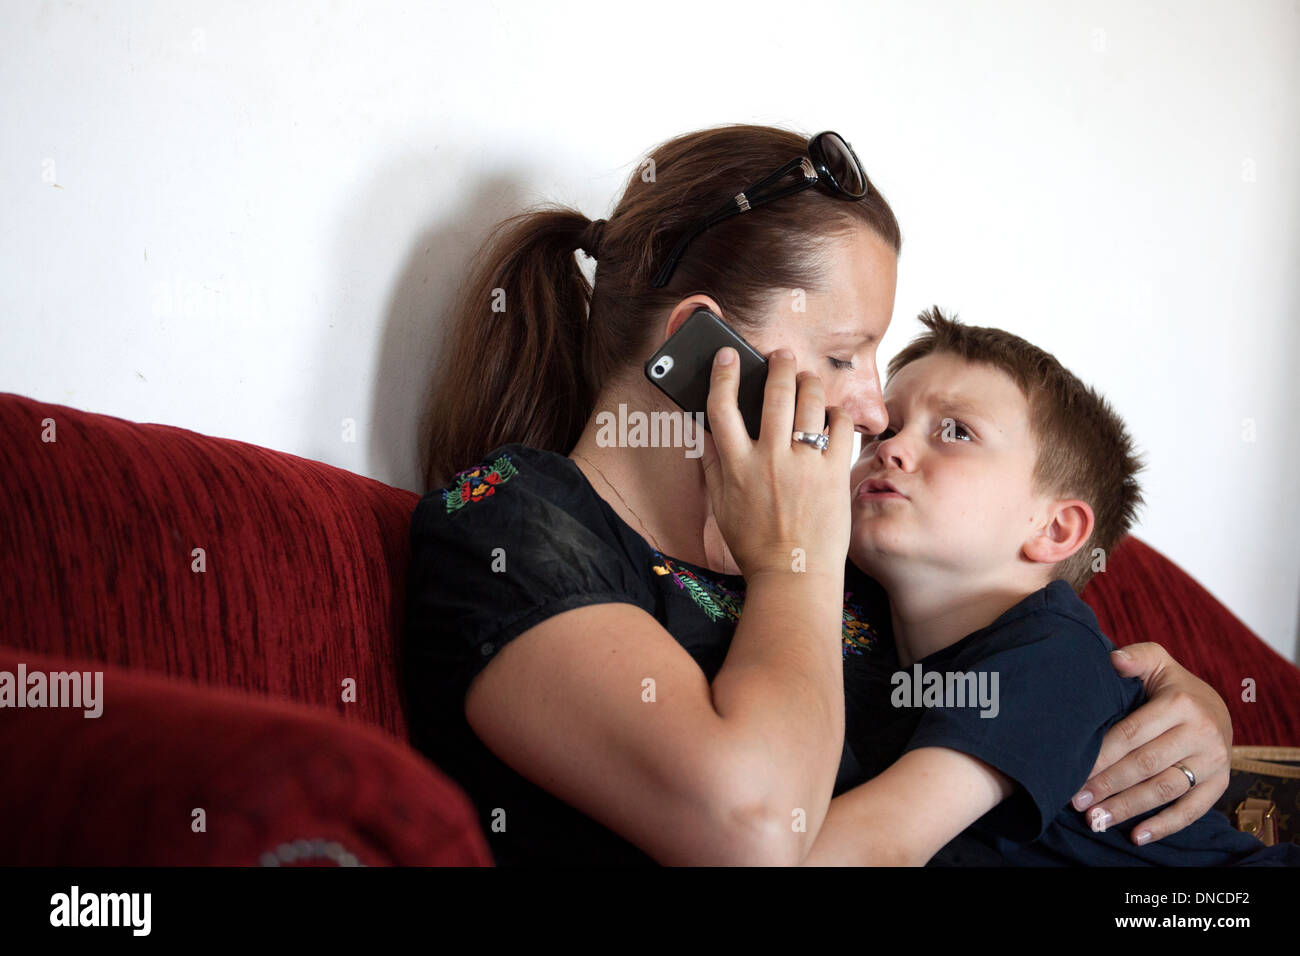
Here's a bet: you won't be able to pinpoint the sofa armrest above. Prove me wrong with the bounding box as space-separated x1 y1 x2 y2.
1081 535 1300 746
0 645 492 866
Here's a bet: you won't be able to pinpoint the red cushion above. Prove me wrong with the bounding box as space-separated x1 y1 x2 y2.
0 644 491 865
0 392 419 740
1081 535 1300 745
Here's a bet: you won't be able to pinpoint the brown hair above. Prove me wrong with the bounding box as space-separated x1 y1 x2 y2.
885 307 1145 592
418 123 902 489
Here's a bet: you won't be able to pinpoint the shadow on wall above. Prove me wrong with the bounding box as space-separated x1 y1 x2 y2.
313 153 542 495
1293 588 1299 665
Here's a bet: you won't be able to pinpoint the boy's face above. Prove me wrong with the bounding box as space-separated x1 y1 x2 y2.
849 351 1048 581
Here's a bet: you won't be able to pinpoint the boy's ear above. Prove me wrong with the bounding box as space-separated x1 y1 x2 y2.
1022 499 1094 566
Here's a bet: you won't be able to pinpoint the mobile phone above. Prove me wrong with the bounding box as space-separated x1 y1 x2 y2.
644 306 768 440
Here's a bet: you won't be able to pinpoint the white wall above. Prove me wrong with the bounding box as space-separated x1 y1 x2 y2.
2 1 1297 662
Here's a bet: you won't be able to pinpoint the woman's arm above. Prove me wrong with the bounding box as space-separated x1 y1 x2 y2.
797 747 1016 866
1069 642 1232 844
465 597 843 866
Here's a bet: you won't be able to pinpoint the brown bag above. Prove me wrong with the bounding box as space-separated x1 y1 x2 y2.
1214 746 1300 848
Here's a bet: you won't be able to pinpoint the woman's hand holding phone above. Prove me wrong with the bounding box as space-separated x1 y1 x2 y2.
699 346 854 582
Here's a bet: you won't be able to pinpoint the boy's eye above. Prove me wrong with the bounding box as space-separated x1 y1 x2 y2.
871 421 975 443
828 357 855 371
943 420 973 442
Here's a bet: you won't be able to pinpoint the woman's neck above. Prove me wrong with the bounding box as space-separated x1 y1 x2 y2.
567 381 738 575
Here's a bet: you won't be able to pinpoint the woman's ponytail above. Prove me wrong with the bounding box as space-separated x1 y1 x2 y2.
419 207 595 489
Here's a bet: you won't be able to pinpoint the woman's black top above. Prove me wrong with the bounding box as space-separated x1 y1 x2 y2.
403 442 895 866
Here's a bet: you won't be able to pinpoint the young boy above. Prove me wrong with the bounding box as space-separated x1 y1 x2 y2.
804 307 1298 866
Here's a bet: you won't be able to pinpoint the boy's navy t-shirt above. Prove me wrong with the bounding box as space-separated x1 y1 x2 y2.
844 578 1299 866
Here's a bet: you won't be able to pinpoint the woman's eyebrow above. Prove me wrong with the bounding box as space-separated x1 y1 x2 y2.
824 328 878 344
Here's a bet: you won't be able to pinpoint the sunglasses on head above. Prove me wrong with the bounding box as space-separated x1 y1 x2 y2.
650 130 870 289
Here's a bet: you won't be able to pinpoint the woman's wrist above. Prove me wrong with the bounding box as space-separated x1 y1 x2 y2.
743 558 847 587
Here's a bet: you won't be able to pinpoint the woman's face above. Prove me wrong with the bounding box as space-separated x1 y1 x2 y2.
675 225 897 439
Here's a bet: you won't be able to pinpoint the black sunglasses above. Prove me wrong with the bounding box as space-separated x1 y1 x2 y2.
650 130 870 289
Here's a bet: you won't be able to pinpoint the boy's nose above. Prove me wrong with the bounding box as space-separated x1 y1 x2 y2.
872 434 913 472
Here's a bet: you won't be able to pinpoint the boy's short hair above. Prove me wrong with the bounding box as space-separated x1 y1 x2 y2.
886 307 1144 592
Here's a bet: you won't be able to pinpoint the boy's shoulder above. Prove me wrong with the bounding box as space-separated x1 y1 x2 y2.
935 580 1144 710
954 579 1119 660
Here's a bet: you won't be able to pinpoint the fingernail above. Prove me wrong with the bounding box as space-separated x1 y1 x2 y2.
1072 790 1094 810
775 348 794 360
1112 648 1131 661
1089 808 1112 833
716 347 735 365
1135 829 1152 845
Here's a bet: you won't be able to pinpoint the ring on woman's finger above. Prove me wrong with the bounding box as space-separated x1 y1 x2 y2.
791 430 829 452
1175 763 1196 790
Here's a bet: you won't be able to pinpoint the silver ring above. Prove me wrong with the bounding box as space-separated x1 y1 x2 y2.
792 430 829 452
1175 763 1196 790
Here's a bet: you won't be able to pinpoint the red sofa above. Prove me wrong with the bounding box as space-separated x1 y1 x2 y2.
2 392 1298 865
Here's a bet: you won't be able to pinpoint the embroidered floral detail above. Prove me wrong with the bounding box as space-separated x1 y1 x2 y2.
651 553 746 623
842 591 880 657
650 558 881 655
442 454 519 514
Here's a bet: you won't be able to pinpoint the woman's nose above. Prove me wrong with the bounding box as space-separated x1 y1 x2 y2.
840 384 889 435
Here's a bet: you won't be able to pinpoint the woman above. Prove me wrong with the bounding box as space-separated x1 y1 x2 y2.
404 124 1232 866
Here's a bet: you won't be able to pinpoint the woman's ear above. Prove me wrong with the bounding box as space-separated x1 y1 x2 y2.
662 295 725 343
